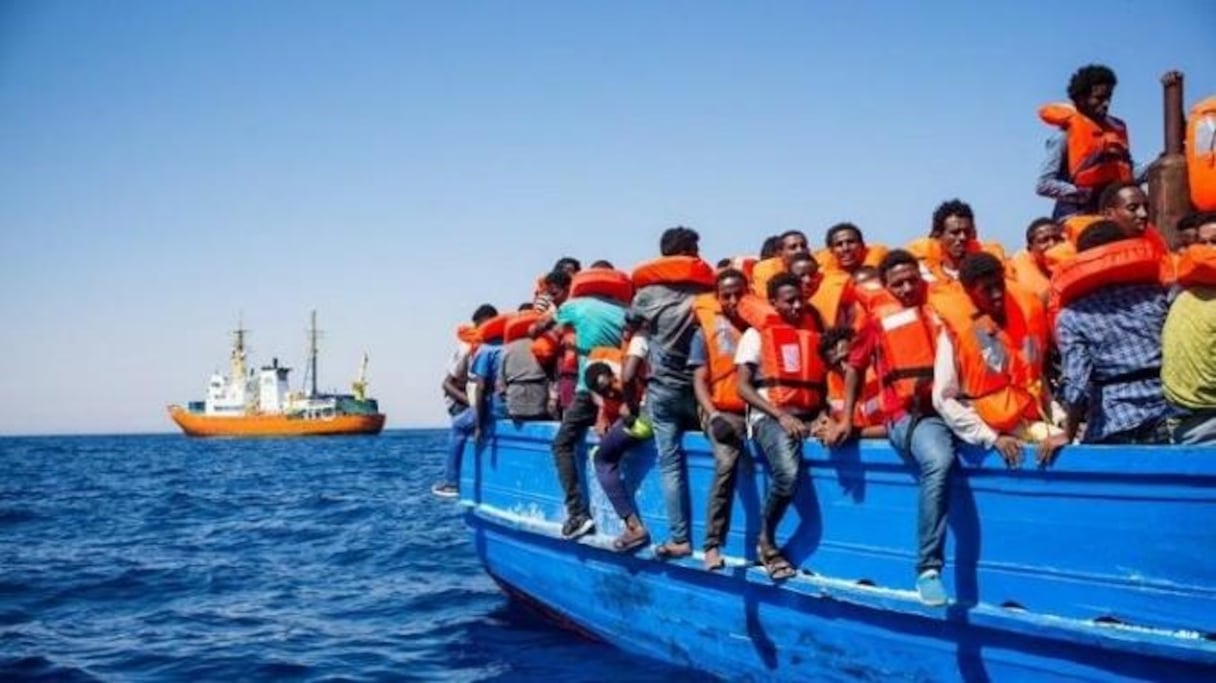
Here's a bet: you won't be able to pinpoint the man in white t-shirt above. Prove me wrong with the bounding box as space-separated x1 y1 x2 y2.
735 272 822 582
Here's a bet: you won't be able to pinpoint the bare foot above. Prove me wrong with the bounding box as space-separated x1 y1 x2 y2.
703 546 725 571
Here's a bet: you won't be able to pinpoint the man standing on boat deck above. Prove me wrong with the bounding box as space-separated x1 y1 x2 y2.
532 268 627 540
751 229 810 299
630 227 714 559
433 304 499 498
1035 64 1148 220
821 250 963 606
1162 216 1216 444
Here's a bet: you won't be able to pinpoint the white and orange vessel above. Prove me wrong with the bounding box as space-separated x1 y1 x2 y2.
168 311 386 437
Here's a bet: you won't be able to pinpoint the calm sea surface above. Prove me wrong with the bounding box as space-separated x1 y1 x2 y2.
0 430 696 681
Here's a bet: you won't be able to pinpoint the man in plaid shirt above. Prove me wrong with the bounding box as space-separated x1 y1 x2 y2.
1054 221 1175 446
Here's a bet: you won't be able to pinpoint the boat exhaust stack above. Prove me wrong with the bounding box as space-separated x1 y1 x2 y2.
1148 69 1191 248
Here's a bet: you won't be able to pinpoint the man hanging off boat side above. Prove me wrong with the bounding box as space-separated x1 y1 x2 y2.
1036 64 1147 219
821 249 964 605
629 227 716 559
735 272 827 582
433 303 499 498
531 264 630 540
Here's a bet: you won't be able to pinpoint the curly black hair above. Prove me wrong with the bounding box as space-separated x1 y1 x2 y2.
958 252 1004 289
759 235 781 259
878 248 919 281
1067 64 1117 103
1077 220 1127 252
1097 181 1142 212
930 199 974 237
817 326 855 363
660 226 700 256
1178 211 1216 233
471 304 499 324
716 267 747 286
767 272 802 301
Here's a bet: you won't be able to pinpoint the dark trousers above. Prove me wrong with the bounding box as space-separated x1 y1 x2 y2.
592 420 644 520
702 411 747 551
551 391 598 518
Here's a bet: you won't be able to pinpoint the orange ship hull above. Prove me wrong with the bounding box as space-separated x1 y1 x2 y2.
167 405 385 437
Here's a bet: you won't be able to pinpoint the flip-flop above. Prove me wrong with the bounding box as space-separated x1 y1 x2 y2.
654 541 693 560
613 530 651 553
703 548 726 571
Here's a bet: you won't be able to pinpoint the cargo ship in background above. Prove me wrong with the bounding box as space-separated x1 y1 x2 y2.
168 311 385 437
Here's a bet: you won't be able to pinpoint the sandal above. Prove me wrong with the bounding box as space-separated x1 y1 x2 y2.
654 540 693 560
703 547 726 572
612 526 651 553
757 545 796 581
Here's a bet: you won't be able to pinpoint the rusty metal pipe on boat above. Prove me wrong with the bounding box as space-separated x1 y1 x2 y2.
1148 69 1191 248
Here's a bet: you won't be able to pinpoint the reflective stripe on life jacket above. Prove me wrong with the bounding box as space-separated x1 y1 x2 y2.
1187 95 1216 212
1039 102 1133 190
1177 244 1216 287
757 318 826 414
631 256 716 289
692 293 746 413
569 269 634 304
935 290 1045 433
826 368 884 428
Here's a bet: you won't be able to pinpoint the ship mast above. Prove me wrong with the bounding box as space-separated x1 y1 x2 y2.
230 315 248 386
308 309 319 398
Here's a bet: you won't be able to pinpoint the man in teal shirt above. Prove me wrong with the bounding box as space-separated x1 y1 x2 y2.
533 275 627 539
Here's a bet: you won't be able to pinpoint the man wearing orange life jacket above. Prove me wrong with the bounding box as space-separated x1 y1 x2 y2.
688 268 752 571
751 230 810 299
736 272 827 582
1174 212 1209 251
531 266 630 540
909 199 997 285
933 252 1062 469
1044 222 1176 462
533 269 577 415
532 257 581 311
434 304 498 498
816 222 890 277
1036 64 1146 219
1098 182 1171 257
788 250 854 330
498 304 553 422
1007 218 1066 301
821 250 960 606
815 327 886 440
1163 223 1216 444
434 305 509 499
630 226 716 560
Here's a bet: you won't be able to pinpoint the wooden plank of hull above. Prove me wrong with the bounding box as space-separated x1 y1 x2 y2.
166 405 384 437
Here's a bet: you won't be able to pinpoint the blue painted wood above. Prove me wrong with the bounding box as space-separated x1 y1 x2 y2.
460 421 1216 681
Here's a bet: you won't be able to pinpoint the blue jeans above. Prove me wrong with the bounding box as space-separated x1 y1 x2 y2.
592 420 644 520
887 414 957 575
443 407 478 486
750 415 804 545
645 384 698 545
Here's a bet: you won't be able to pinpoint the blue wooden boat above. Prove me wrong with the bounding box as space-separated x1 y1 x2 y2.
458 421 1216 681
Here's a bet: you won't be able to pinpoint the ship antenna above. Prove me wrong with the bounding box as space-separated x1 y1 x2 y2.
308 309 319 398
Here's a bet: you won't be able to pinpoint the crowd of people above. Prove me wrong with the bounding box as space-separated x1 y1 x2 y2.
433 63 1216 606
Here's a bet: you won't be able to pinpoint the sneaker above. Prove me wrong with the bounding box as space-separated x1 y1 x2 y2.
561 515 595 540
431 483 458 499
916 569 948 607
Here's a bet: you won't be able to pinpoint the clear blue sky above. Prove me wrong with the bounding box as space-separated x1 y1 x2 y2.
2 1 1214 435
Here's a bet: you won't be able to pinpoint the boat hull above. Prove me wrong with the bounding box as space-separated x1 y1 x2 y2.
460 421 1216 681
167 404 385 437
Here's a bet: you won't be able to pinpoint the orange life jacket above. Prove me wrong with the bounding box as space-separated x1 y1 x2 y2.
1050 237 1166 312
1176 244 1216 287
1186 95 1216 212
809 271 854 329
631 256 716 289
1061 214 1102 244
691 293 747 413
868 290 940 418
906 238 1001 283
476 314 509 344
935 290 1046 433
558 329 579 378
756 315 827 414
503 311 539 343
750 257 785 297
1007 249 1052 300
814 244 890 274
456 323 481 345
1039 102 1133 190
569 268 634 304
826 367 884 428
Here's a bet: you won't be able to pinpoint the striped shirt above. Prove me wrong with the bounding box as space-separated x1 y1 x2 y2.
1056 284 1174 442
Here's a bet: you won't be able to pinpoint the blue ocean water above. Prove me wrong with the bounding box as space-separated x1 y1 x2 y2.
0 430 694 681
